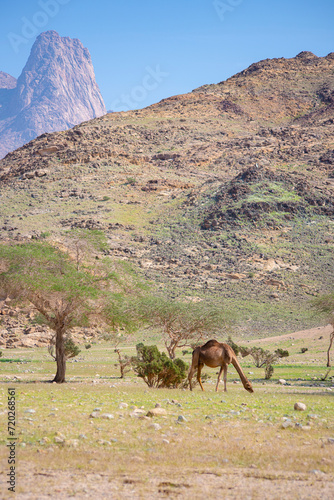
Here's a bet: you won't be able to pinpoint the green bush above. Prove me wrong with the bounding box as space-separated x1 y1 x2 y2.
131 343 188 388
264 363 274 379
85 344 92 349
48 337 81 361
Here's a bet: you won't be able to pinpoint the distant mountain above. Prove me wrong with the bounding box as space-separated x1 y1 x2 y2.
0 71 17 89
0 31 106 158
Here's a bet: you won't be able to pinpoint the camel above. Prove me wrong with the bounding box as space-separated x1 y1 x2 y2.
188 339 254 393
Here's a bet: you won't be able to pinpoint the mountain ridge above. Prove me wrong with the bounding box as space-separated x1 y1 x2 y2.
0 50 333 335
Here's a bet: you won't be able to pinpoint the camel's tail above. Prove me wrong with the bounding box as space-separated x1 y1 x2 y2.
231 356 254 393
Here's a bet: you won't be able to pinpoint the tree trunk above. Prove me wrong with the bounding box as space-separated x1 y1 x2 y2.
166 341 177 360
327 331 334 367
53 328 66 383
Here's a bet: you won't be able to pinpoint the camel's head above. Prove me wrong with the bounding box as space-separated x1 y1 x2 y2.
245 382 254 393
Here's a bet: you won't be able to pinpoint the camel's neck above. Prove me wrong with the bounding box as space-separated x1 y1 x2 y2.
231 356 253 391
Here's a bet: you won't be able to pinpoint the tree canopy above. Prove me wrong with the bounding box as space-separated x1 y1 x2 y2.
137 296 231 359
0 240 143 382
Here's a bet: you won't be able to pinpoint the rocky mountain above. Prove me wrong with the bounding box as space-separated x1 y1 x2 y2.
0 71 17 90
0 31 106 159
0 51 333 335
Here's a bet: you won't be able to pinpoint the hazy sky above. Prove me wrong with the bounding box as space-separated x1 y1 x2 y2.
1 0 333 111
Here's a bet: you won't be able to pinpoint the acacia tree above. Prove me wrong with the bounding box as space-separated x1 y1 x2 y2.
313 293 334 367
62 228 108 271
0 241 140 383
139 297 230 359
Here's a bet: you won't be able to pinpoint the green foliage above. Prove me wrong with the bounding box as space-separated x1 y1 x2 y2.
40 231 51 239
85 344 92 349
0 350 2 358
265 364 274 379
131 343 188 388
0 240 146 382
301 347 308 354
275 348 289 358
126 177 137 185
226 336 240 356
227 338 289 379
49 336 81 360
64 338 81 359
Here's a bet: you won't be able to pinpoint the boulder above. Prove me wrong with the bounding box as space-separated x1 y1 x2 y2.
294 402 307 411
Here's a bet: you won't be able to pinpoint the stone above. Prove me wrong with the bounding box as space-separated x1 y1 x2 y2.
146 408 167 417
54 436 65 444
89 411 100 418
278 379 287 385
150 423 162 430
177 415 187 423
100 413 114 420
282 420 294 429
294 402 307 411
119 402 128 409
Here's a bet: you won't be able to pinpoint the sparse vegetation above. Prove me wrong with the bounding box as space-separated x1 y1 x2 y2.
137 297 230 359
131 343 188 388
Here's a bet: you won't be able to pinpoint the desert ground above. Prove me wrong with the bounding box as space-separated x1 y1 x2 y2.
0 325 333 499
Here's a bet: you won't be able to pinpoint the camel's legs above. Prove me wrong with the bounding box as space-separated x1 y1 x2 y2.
223 364 228 392
197 362 205 391
216 365 224 392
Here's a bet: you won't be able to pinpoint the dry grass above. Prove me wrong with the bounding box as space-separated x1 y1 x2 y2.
0 342 333 498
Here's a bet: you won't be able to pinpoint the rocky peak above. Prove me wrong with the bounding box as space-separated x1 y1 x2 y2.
0 31 106 158
0 72 17 90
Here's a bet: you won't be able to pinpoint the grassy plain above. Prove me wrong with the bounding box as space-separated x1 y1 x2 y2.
0 339 333 498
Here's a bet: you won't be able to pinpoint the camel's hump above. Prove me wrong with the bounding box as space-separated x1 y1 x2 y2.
201 339 220 349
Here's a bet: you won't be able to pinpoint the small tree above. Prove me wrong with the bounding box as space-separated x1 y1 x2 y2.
312 293 334 367
226 338 289 379
63 228 108 271
0 241 142 383
131 343 188 388
138 297 229 359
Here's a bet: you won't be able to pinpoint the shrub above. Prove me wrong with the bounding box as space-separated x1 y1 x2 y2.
275 348 289 358
131 343 188 388
48 336 81 361
114 348 132 378
85 344 92 349
301 347 308 353
264 363 274 379
226 338 289 379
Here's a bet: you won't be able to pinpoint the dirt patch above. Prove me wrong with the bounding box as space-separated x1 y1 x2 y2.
14 464 334 499
253 324 333 344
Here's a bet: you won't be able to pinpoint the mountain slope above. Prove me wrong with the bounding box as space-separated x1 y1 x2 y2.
0 51 333 335
0 31 106 159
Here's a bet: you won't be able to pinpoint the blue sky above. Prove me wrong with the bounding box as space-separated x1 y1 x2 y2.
1 0 333 111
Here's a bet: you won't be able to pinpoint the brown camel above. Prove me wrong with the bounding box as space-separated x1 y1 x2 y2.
188 339 254 393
